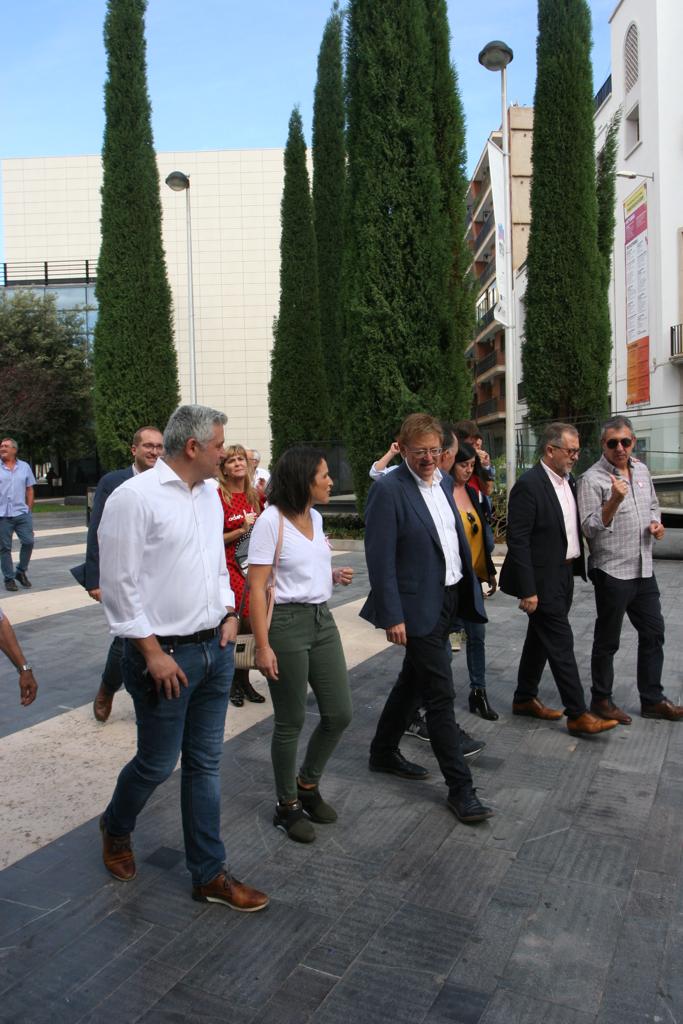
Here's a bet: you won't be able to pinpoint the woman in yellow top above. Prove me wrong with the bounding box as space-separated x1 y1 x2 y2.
452 443 499 721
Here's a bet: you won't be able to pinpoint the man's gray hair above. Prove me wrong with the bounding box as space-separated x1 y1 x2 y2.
163 405 227 457
600 415 634 441
1 437 18 450
539 421 579 451
250 449 261 462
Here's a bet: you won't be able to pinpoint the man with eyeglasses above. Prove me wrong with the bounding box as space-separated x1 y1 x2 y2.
500 422 618 736
577 416 682 722
71 426 164 722
361 413 493 824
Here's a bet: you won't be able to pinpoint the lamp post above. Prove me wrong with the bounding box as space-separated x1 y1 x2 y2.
165 170 197 404
478 40 516 498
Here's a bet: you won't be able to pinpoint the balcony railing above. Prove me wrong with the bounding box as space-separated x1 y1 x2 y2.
476 396 505 418
478 260 496 286
476 306 495 331
475 350 504 377
474 210 495 249
672 323 683 359
594 74 612 111
2 259 97 287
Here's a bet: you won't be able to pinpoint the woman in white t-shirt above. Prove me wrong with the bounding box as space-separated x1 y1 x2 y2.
248 447 354 843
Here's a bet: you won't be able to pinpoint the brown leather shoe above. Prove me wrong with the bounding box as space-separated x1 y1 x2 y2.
512 697 563 720
641 699 683 721
192 871 269 912
590 698 632 725
93 683 114 723
100 816 136 881
567 711 618 736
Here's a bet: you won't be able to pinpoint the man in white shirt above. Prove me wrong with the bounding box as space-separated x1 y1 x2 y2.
247 449 270 492
98 405 268 913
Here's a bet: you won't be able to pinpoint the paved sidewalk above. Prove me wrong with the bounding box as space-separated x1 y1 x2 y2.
0 515 682 1023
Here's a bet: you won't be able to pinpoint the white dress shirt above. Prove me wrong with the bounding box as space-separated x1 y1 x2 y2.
98 459 234 638
406 465 463 585
541 461 581 560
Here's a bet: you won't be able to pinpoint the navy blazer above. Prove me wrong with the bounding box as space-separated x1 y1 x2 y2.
360 462 487 637
499 461 586 601
71 467 134 590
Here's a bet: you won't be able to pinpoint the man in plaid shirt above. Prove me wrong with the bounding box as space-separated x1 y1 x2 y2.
578 415 683 724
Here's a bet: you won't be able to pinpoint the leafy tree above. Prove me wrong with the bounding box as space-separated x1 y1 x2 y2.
522 0 611 427
0 290 94 465
269 108 329 460
312 3 346 431
343 0 451 508
596 108 622 291
425 0 474 420
94 0 179 470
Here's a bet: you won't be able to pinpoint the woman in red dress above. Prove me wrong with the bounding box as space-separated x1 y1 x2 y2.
217 445 266 707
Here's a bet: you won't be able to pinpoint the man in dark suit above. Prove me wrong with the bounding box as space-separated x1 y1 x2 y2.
500 422 618 737
72 427 164 722
361 413 493 823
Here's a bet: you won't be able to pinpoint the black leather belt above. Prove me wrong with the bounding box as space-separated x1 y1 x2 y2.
156 626 220 647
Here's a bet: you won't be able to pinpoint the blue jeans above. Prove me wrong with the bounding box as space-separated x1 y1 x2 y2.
0 512 34 581
453 617 487 689
101 636 124 694
103 636 234 885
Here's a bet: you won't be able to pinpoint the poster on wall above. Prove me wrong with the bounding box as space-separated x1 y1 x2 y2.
624 183 650 405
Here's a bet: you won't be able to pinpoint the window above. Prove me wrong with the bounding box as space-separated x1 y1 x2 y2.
624 24 639 92
625 103 640 153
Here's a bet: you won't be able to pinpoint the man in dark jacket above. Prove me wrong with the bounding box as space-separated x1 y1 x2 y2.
361 413 493 823
72 426 163 722
500 422 617 737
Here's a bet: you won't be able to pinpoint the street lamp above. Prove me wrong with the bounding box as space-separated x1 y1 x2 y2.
478 40 516 498
617 170 655 181
165 170 197 404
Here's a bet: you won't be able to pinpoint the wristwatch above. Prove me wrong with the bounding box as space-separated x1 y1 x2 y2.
222 612 239 623
18 663 32 674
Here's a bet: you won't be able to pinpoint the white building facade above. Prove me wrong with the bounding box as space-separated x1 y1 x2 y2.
1 148 285 463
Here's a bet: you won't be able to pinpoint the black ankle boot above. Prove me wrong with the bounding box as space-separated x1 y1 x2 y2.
230 681 244 707
241 678 266 704
469 687 499 721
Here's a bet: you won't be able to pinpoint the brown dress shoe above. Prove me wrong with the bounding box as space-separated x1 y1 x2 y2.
567 711 618 736
512 697 563 720
590 698 632 725
641 699 683 721
192 871 269 912
93 683 114 722
100 817 136 881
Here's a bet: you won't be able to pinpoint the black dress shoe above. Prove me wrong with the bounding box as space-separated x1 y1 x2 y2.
15 570 32 589
468 687 499 721
229 683 244 707
4 579 18 592
447 789 494 823
242 679 266 704
369 749 430 780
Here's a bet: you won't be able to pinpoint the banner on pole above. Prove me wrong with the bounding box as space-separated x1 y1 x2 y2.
487 140 511 327
624 183 649 405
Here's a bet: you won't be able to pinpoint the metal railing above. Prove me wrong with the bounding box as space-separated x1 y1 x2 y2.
478 260 496 286
475 350 503 377
594 74 612 111
671 323 683 358
2 259 97 287
476 306 495 331
476 396 504 418
474 210 495 249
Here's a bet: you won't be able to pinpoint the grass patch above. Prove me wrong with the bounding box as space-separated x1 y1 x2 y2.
32 502 82 515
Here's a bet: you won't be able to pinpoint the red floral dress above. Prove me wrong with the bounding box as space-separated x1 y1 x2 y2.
218 490 263 617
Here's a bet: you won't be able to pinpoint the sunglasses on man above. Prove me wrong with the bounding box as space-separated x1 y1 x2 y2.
605 437 633 450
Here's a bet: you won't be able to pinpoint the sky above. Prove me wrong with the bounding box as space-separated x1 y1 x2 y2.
0 0 616 255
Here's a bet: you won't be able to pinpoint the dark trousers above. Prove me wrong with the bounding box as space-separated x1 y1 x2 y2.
590 570 665 706
513 565 587 719
370 585 474 796
101 636 125 694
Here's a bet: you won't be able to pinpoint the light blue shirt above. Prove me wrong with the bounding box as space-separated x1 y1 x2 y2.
0 459 36 517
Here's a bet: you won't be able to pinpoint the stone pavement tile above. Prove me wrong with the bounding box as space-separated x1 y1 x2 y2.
573 765 658 840
250 966 337 1024
303 884 400 977
110 863 218 932
549 828 639 890
494 858 551 910
406 838 513 920
152 899 245 973
447 895 530 995
637 800 683 876
479 988 594 1023
183 900 331 1010
308 962 442 1024
487 753 567 791
255 849 383 919
547 749 606 816
501 878 626 1015
423 982 490 1024
626 869 676 920
137 981 254 1024
361 901 472 975
598 722 670 775
381 804 455 887
478 786 548 855
593 915 666 1024
515 807 573 871
74 960 183 1024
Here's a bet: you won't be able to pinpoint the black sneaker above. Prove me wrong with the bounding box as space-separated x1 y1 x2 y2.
4 579 18 592
273 800 316 843
459 728 485 759
447 788 493 823
404 713 430 742
15 570 31 589
297 783 337 823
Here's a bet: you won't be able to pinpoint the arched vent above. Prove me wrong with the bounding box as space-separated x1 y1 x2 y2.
625 24 639 92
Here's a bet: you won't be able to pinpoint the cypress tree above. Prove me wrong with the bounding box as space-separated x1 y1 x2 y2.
312 3 346 432
596 108 621 292
522 0 611 428
343 0 448 509
425 0 474 421
94 0 179 469
269 108 329 461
